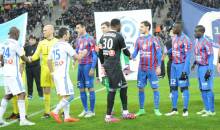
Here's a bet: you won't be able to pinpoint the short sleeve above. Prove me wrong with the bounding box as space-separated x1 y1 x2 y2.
15 43 24 56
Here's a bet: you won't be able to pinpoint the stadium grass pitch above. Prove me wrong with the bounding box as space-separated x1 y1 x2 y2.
0 65 220 130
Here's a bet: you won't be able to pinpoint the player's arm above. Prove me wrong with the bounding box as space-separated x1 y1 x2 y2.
0 54 3 67
98 37 105 64
131 38 140 59
87 38 98 76
31 42 42 61
0 46 3 67
118 34 131 58
183 37 192 73
205 41 214 70
154 38 162 67
47 49 54 74
217 49 220 73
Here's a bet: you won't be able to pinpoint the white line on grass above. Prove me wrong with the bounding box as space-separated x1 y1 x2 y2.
1 87 105 127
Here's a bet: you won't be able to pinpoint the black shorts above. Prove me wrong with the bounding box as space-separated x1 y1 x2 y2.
104 61 127 90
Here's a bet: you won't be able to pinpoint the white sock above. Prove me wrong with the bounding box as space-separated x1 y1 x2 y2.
64 103 70 119
0 99 8 121
17 100 26 121
53 99 68 114
123 110 129 115
105 115 111 118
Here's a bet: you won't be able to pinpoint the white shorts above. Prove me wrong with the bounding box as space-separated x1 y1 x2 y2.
54 75 74 96
4 75 25 95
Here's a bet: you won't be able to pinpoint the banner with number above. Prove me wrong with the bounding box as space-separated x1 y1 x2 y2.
0 13 28 86
94 9 152 80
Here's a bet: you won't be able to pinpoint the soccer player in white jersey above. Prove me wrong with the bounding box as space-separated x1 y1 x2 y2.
0 27 35 126
48 27 87 123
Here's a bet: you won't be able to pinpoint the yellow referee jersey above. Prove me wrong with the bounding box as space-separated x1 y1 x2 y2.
32 38 58 87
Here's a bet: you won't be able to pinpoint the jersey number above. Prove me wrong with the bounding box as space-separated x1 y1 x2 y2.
103 38 113 49
53 49 60 60
2 47 10 58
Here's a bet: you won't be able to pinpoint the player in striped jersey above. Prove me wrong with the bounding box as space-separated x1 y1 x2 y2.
191 25 215 117
75 22 98 118
131 21 162 116
165 21 192 117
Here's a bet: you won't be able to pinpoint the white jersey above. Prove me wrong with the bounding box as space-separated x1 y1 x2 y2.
48 41 76 77
1 39 23 76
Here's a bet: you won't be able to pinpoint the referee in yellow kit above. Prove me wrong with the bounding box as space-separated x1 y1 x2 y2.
31 25 58 118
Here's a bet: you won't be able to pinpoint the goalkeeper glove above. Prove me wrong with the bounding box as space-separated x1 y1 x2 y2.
204 70 211 81
179 72 188 80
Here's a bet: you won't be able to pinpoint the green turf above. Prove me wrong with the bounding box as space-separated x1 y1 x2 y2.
0 65 220 130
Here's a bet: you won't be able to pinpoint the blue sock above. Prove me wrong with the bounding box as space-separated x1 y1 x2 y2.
182 89 189 110
171 90 178 109
153 91 160 109
207 90 215 112
201 90 209 111
139 91 145 109
80 91 88 112
89 91 95 112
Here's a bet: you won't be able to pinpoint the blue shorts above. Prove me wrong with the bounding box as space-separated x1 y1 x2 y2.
170 63 189 87
197 65 213 90
137 69 159 89
77 64 94 89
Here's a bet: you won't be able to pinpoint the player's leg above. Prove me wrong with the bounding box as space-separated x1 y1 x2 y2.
136 70 147 116
78 65 88 117
0 94 13 125
167 60 172 98
41 68 52 118
178 63 190 117
165 63 179 116
104 68 120 123
197 66 209 115
120 74 135 119
149 70 162 116
63 76 79 122
84 64 95 118
180 87 189 116
26 67 34 99
198 66 215 116
33 66 43 98
11 76 35 126
42 87 51 118
6 96 19 120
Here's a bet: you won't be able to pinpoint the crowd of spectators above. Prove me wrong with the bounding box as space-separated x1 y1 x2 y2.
56 0 164 37
0 1 53 34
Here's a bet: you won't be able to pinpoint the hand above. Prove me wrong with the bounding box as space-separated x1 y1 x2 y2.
27 56 32 63
79 49 88 59
89 68 95 76
129 55 133 60
72 62 75 70
204 70 211 81
191 64 196 71
179 72 188 80
191 61 196 71
217 63 220 73
156 66 161 76
101 65 106 76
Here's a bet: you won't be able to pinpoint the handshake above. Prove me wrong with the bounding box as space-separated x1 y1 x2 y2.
27 56 32 63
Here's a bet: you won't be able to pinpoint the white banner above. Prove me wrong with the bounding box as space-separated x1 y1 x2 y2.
94 9 152 80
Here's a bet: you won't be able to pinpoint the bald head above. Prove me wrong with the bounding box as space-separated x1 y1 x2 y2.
43 25 54 39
